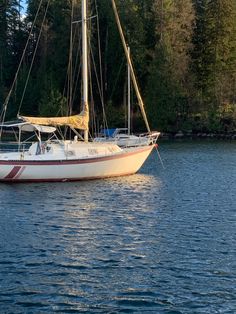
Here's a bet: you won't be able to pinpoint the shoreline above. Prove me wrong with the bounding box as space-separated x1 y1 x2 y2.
159 131 236 140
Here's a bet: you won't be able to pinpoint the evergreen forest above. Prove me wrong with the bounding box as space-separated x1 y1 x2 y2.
0 0 236 135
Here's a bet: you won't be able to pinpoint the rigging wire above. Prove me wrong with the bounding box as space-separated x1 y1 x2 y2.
72 33 82 108
65 0 75 141
18 0 51 116
62 16 81 110
111 0 151 133
90 0 108 132
69 1 74 116
63 5 82 139
155 145 165 170
0 0 45 139
110 57 125 100
90 45 108 132
94 0 104 105
88 56 96 136
89 0 109 133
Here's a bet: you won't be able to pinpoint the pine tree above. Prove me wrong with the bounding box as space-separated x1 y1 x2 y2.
23 0 73 115
146 0 195 131
192 0 236 110
0 0 21 104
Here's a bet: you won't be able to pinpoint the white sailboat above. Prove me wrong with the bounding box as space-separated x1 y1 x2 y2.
0 0 157 182
94 127 160 147
94 47 160 147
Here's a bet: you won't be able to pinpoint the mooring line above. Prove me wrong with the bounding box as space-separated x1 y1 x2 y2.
155 146 165 170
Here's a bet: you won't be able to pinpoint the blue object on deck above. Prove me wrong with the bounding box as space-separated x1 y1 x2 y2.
100 128 117 137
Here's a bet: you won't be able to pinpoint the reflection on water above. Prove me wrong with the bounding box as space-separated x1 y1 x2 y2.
0 141 236 313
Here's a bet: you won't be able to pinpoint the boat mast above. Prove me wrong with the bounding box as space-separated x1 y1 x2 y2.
82 0 89 142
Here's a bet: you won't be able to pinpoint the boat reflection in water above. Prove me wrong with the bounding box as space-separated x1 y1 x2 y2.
63 172 162 222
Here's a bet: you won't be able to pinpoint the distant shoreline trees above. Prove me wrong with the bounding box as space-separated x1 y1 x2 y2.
0 0 235 133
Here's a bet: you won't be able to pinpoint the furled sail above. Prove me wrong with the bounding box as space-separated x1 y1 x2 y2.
20 107 89 130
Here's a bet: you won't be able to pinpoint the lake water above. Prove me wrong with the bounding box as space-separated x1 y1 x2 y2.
0 140 236 313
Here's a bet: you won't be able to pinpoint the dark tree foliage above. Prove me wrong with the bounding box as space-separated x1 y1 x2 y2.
23 0 72 115
192 0 236 108
191 0 236 132
1 0 236 133
0 0 22 103
146 0 195 132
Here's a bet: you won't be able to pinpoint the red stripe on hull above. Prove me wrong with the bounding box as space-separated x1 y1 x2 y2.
14 166 26 179
4 166 22 179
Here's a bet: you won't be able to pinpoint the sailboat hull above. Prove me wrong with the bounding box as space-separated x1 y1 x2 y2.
0 145 155 182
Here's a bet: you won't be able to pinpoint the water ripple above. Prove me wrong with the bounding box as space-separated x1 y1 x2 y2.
0 141 236 313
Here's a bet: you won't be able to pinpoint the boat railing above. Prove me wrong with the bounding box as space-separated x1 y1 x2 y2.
0 141 32 153
138 131 161 142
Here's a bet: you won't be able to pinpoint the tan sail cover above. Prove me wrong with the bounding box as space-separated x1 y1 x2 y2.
20 108 89 130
